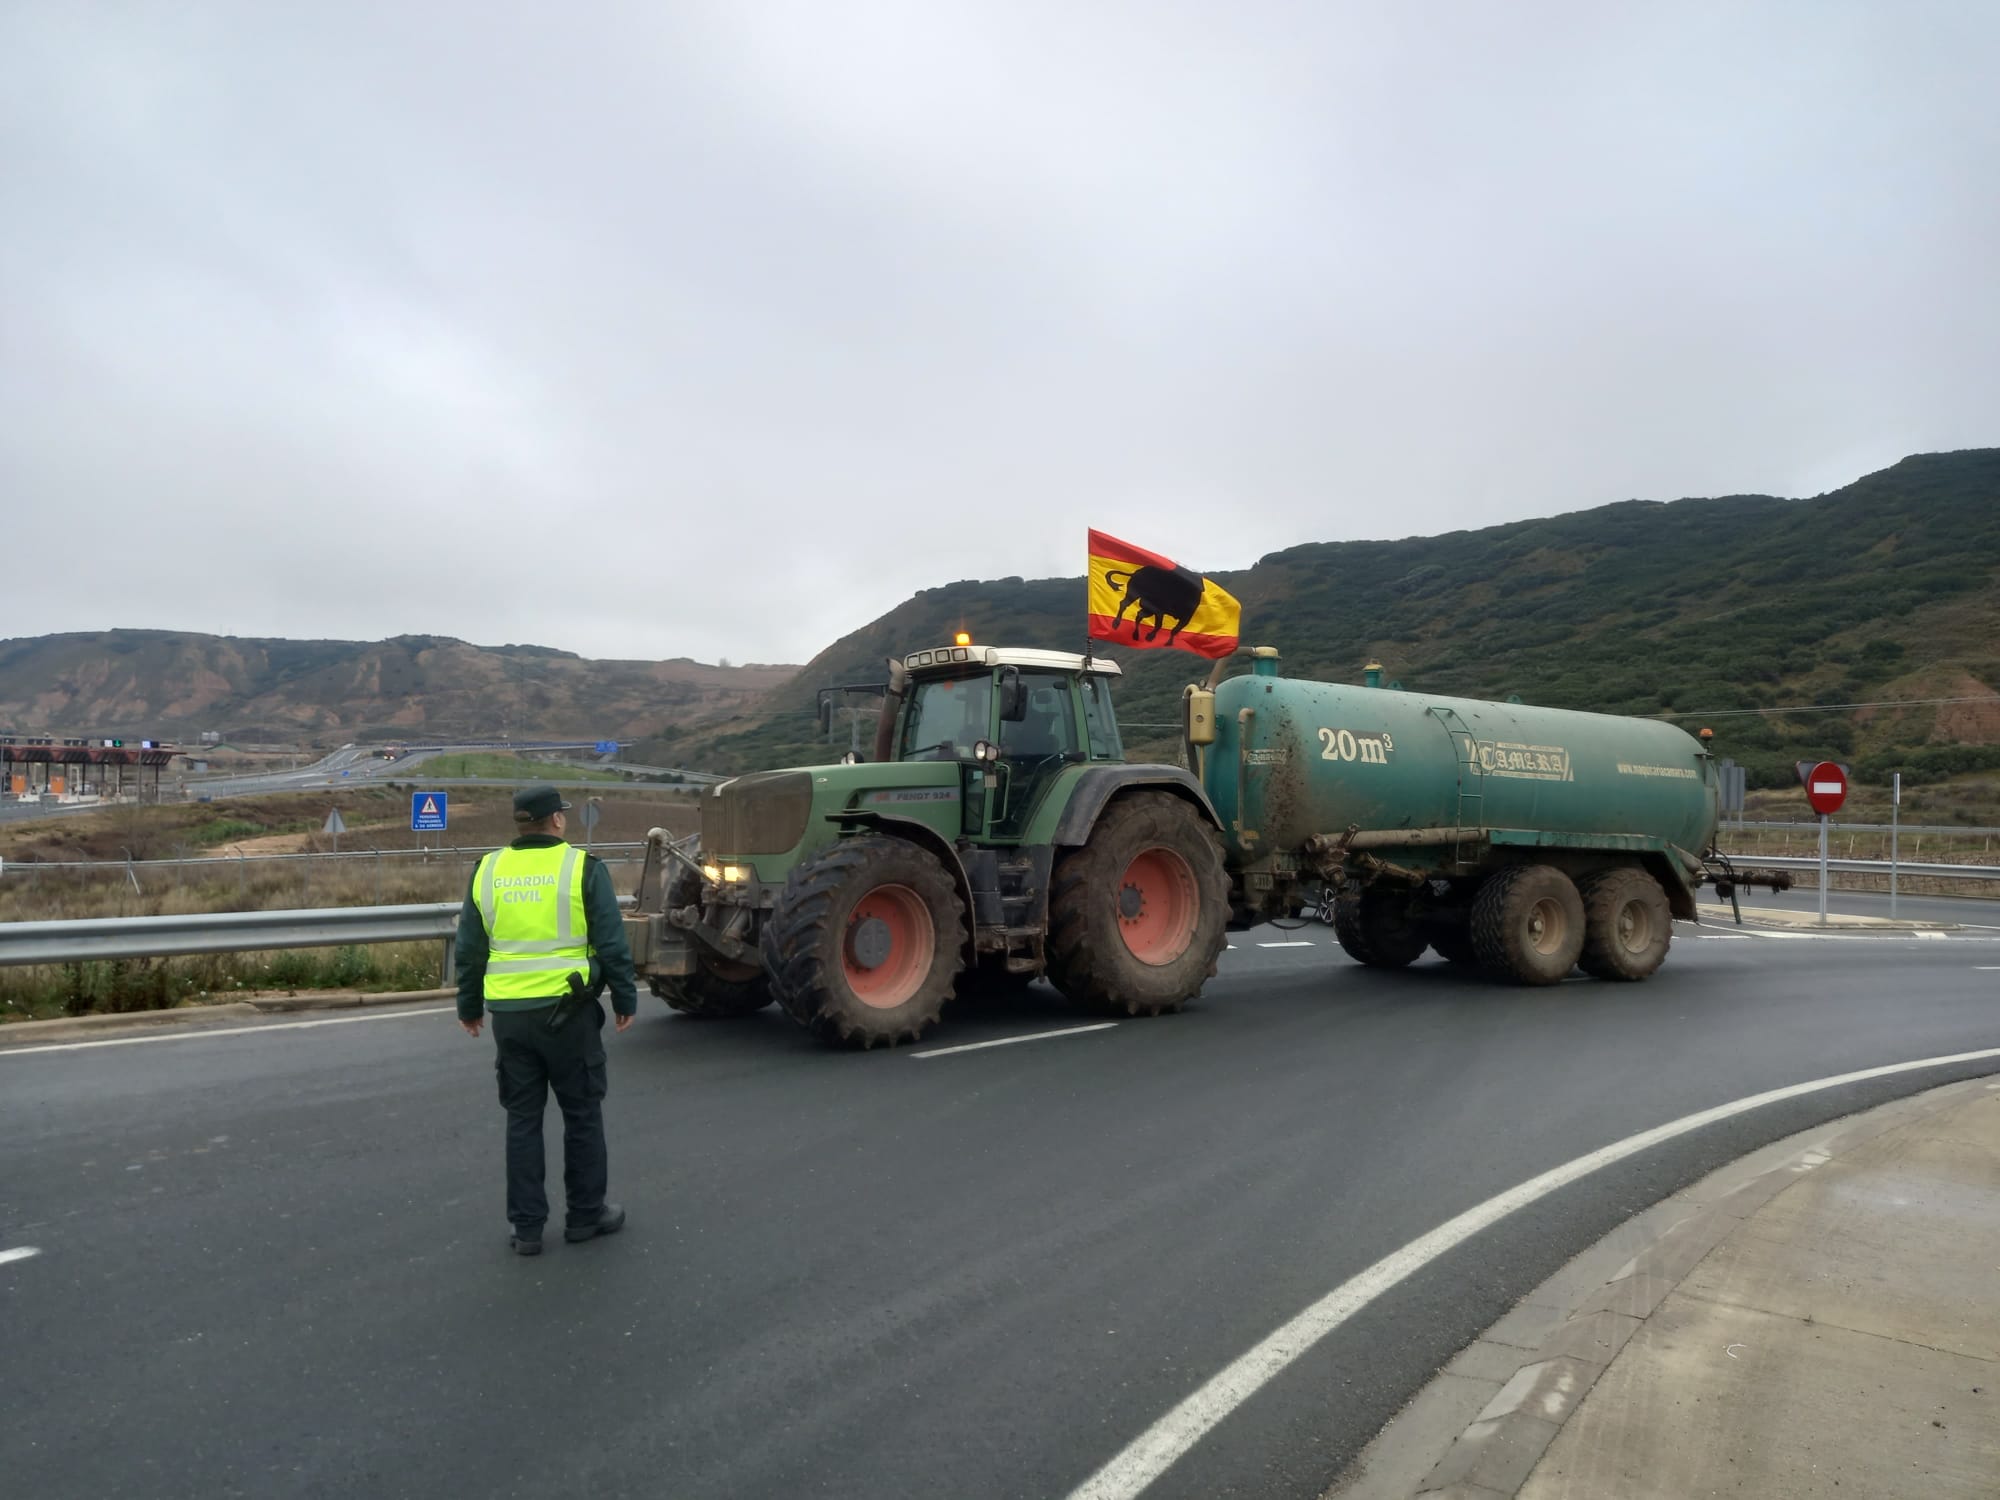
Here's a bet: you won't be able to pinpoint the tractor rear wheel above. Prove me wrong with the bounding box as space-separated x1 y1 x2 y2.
760 836 966 1047
1331 887 1429 968
1046 792 1229 1016
1470 865 1585 985
1577 867 1673 981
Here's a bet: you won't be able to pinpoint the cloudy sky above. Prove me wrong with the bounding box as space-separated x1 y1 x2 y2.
3 2 1995 666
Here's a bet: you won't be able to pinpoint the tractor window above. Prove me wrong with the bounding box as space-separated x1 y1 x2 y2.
899 675 992 761
1081 674 1123 761
997 671 1080 760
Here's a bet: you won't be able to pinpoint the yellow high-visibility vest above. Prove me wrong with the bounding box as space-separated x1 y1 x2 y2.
475 843 592 1003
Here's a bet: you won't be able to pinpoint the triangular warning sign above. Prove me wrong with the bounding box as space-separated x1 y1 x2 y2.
420 797 438 815
323 808 347 835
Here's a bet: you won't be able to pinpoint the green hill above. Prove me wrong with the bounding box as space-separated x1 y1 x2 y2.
656 449 2000 789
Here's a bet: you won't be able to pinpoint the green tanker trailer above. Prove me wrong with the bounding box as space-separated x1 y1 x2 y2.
1194 647 1781 983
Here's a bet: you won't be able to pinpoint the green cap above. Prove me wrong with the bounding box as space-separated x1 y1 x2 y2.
513 784 573 822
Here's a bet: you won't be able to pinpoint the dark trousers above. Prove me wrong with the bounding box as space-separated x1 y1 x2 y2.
491 1001 609 1231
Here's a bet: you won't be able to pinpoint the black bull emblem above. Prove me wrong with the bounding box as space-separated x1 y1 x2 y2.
1104 563 1207 647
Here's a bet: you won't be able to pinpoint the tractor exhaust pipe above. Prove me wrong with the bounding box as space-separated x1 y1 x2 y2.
873 657 908 763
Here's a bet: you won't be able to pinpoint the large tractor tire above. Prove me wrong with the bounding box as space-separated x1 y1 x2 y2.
1046 791 1230 1016
1331 887 1429 968
760 836 966 1048
1470 865 1585 985
1577 867 1673 981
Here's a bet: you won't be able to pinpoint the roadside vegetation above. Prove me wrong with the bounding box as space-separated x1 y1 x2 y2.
0 790 697 1022
663 450 2000 793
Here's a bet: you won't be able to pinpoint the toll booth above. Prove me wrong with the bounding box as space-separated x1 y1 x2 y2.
1 741 182 802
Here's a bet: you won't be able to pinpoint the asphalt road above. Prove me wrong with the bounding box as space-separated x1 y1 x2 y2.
3 919 1998 1500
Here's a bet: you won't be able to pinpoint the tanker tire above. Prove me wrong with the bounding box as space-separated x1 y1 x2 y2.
760 836 965 1048
1470 865 1585 985
1427 924 1481 968
1046 792 1229 1017
957 964 1038 1000
1331 889 1429 968
1577 867 1673 981
650 958 773 1019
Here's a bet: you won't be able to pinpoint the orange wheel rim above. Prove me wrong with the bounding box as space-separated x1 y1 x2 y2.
1116 848 1199 965
843 884 934 1009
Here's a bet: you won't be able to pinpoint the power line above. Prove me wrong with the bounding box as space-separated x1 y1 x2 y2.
1654 694 2000 720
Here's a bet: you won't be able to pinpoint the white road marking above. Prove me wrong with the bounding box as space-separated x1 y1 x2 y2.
1257 941 1316 949
1063 1043 2000 1500
0 1246 42 1267
909 1023 1117 1058
1976 967 2000 971
0 1006 456 1057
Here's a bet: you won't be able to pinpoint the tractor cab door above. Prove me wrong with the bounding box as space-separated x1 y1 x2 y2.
985 669 1086 840
896 670 997 835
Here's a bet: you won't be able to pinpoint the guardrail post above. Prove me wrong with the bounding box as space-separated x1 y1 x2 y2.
441 936 456 987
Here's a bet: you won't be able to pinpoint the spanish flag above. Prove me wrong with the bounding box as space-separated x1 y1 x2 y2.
1086 530 1241 660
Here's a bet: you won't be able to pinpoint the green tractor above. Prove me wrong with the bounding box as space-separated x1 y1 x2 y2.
624 641 1231 1046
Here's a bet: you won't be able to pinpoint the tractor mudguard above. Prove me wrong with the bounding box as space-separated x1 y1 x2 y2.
1049 765 1223 847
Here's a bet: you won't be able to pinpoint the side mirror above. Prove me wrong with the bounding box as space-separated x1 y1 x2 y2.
816 692 834 734
998 666 1027 723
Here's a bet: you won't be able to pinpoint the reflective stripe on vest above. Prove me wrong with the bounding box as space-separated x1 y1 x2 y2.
476 844 591 1001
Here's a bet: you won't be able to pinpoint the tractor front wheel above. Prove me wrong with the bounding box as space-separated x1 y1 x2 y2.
761 837 966 1047
1046 792 1230 1016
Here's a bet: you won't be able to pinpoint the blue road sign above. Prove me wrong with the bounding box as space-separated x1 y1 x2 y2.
410 791 449 831
594 740 618 755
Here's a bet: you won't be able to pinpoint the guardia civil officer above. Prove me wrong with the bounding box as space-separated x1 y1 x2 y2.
457 784 638 1255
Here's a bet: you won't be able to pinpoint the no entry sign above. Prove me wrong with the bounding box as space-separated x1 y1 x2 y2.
1804 761 1848 817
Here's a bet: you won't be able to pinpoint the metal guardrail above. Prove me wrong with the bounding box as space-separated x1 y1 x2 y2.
4 844 648 873
1732 820 2000 837
1719 854 2000 881
0 903 461 967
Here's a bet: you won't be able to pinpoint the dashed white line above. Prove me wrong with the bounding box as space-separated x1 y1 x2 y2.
909 1023 1117 1058
0 1006 456 1057
1063 1043 2000 1500
1257 941 1316 949
0 1246 42 1267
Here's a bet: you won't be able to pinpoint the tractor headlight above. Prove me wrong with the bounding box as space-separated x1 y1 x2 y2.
701 862 722 884
721 863 752 883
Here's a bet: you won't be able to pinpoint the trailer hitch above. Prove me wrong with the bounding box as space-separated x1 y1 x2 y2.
1702 852 1794 925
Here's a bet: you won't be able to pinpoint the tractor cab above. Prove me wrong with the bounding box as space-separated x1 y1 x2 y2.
891 643 1124 841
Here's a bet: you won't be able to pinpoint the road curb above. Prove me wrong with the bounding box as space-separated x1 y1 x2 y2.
1328 1073 2000 1500
0 988 453 1044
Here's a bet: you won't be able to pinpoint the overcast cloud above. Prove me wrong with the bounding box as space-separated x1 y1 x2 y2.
3 2 1995 665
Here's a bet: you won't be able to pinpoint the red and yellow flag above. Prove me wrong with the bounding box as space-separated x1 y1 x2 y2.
1086 530 1241 660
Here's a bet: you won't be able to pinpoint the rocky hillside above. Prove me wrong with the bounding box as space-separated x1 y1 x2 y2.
660 449 2000 788
0 632 794 744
